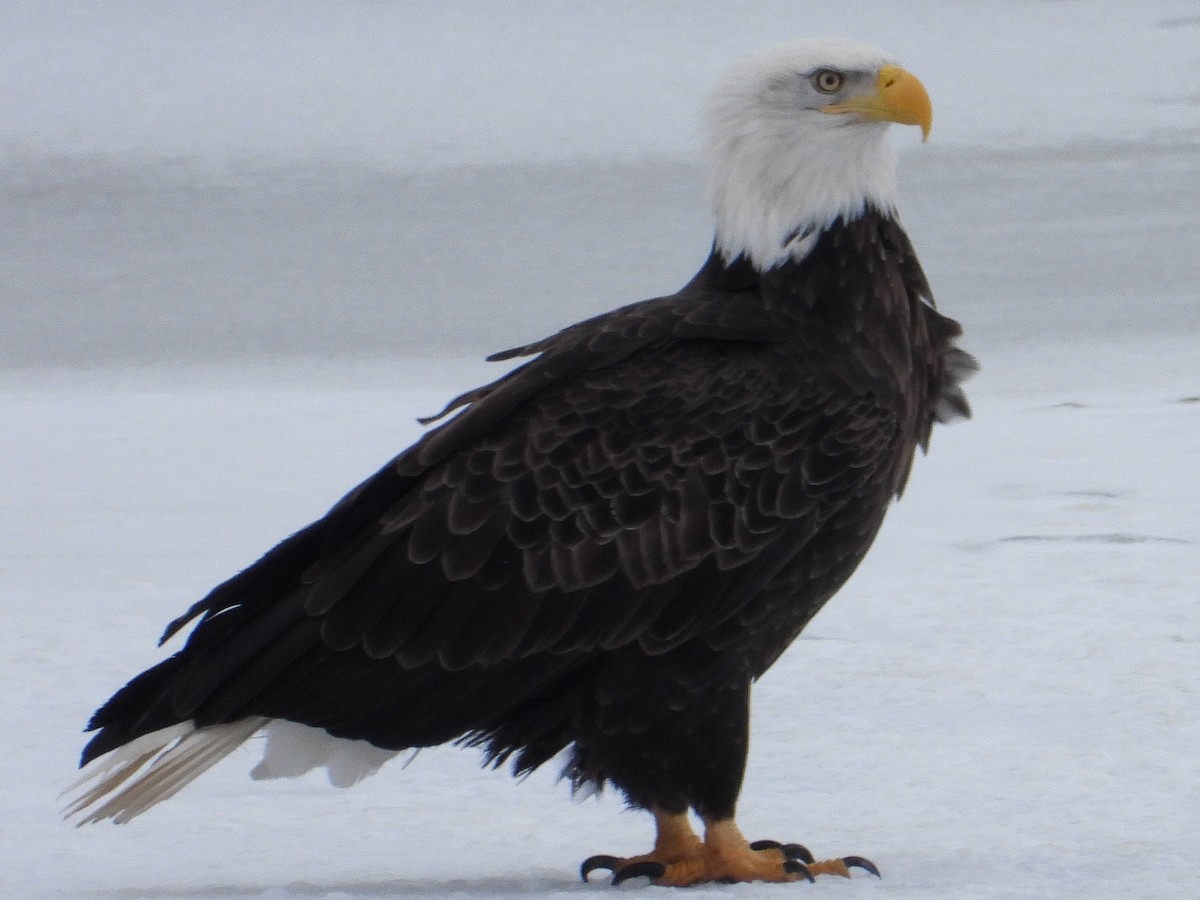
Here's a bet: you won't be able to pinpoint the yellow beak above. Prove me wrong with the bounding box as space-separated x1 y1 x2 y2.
821 64 932 141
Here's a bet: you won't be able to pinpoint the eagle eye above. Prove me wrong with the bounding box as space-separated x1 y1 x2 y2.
811 69 845 94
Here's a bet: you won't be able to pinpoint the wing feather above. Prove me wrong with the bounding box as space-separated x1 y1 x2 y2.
79 277 910 767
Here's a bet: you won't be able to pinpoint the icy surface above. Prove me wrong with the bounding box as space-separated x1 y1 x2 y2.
2 1 1199 898
3 0 1200 163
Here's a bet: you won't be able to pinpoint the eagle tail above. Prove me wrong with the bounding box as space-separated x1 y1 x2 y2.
62 717 267 825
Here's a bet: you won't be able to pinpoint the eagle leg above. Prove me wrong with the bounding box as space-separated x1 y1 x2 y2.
586 816 879 887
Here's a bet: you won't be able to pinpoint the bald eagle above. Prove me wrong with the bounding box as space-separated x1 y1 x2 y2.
66 39 975 886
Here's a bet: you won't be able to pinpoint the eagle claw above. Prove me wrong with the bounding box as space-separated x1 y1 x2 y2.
580 855 621 881
611 860 668 885
783 859 816 882
748 839 815 863
842 855 881 878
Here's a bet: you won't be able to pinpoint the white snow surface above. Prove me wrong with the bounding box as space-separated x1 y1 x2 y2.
3 1 1199 897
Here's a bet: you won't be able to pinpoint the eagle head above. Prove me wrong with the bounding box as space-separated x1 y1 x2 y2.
705 39 932 271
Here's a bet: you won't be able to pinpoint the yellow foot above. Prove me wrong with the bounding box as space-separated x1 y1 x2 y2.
581 810 705 884
581 817 879 886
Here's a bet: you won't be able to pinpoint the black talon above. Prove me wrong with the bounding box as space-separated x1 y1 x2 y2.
842 856 881 878
782 843 813 864
749 839 782 852
611 861 667 885
748 839 814 865
580 855 620 882
783 860 815 882
747 839 813 865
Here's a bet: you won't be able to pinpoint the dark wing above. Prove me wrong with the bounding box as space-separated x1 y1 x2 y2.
81 289 897 766
879 219 978 444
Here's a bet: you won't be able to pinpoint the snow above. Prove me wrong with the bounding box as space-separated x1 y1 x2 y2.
2 1 1199 897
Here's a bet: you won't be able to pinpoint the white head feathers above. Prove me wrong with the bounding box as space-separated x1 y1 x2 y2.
705 39 909 271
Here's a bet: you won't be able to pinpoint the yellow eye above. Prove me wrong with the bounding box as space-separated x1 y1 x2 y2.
812 69 844 94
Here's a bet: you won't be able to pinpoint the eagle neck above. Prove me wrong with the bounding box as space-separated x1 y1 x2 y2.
691 204 909 310
707 124 898 272
756 205 923 340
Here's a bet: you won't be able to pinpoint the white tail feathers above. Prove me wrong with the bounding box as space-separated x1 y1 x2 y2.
62 718 267 825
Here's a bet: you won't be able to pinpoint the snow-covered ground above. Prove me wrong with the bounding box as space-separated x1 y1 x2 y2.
2 2 1199 898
